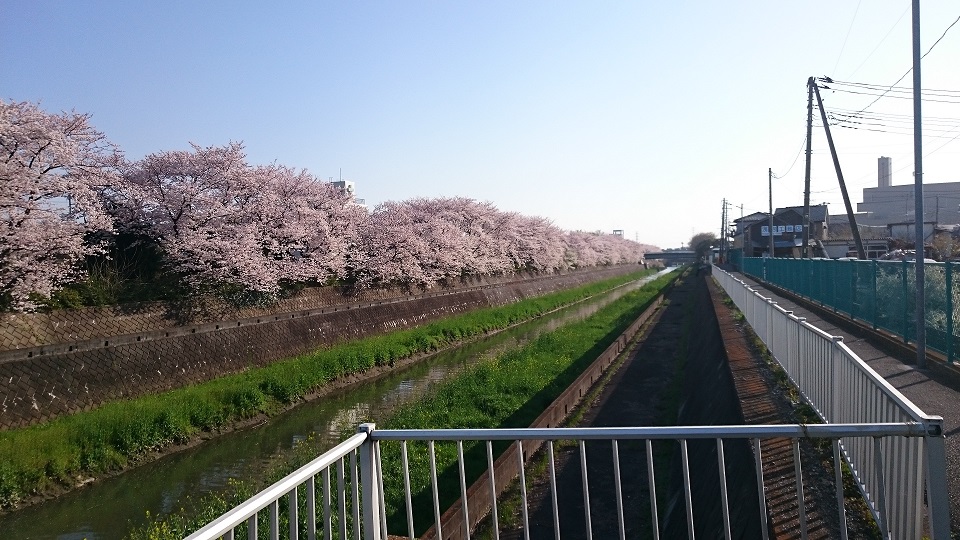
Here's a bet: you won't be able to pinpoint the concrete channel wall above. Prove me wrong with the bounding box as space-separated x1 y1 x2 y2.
0 266 640 430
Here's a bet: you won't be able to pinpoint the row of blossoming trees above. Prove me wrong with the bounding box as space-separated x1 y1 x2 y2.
1 100 648 311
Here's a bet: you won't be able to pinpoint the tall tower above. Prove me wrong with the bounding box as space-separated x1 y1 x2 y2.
878 156 892 188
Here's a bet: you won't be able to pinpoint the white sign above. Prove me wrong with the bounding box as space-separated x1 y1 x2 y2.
761 225 769 236
786 225 795 233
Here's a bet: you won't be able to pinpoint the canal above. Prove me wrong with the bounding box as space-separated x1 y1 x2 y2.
1 271 668 539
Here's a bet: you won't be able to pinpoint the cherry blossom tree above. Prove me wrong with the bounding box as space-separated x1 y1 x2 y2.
354 200 436 288
495 212 566 272
2 100 650 310
0 100 119 309
254 164 364 285
401 197 510 276
116 143 365 296
115 142 264 291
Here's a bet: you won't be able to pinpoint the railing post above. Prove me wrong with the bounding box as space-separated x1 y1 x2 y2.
358 423 381 540
795 316 806 394
924 417 952 539
831 336 843 424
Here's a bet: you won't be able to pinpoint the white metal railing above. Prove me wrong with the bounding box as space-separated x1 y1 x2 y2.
186 426 380 540
188 422 938 540
713 265 951 539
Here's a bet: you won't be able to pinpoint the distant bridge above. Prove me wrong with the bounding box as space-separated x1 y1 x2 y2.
644 250 696 265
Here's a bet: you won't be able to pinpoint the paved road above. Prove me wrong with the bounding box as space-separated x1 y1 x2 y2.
730 270 960 536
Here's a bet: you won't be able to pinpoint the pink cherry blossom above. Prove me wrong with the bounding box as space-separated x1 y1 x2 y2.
0 100 120 309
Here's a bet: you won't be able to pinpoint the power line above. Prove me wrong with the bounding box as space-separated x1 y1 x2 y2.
825 86 960 105
848 7 909 78
772 134 807 180
832 0 862 76
827 79 960 97
826 107 960 125
848 12 960 114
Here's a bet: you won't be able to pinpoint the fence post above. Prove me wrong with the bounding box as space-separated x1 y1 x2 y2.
850 263 856 319
872 260 878 330
902 260 909 344
358 423 382 540
947 262 954 364
924 417 951 539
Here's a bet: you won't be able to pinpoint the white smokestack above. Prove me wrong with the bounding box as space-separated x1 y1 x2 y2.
878 156 892 188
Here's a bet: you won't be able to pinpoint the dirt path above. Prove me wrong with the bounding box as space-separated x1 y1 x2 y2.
502 270 716 539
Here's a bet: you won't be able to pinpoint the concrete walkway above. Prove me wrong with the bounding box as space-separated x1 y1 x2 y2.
729 270 960 536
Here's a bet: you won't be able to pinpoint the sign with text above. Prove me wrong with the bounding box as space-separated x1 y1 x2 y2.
761 224 803 236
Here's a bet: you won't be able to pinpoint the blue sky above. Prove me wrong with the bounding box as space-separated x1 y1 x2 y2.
3 1 959 248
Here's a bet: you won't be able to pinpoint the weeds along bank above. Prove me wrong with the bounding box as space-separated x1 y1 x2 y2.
0 268 655 513
127 271 678 539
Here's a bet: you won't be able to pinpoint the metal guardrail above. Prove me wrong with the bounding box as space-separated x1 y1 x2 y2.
185 428 378 540
188 422 938 540
713 265 951 539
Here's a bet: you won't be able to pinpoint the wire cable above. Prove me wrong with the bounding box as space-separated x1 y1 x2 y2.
832 0 862 76
850 12 960 114
848 7 909 78
772 134 807 180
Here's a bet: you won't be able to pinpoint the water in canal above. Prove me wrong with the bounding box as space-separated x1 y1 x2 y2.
1 272 667 539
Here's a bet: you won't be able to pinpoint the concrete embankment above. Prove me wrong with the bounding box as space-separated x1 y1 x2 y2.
0 266 639 430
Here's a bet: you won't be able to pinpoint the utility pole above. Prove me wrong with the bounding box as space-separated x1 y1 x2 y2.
912 0 926 367
803 77 814 258
769 169 775 258
812 81 866 259
720 198 727 263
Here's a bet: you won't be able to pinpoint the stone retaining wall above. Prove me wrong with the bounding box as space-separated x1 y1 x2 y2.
0 266 639 430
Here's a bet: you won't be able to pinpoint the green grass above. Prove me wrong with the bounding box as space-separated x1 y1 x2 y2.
0 268 656 511
124 270 677 539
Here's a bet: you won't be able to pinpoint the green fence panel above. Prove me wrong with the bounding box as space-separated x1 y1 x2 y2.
742 257 764 281
851 260 874 323
869 260 908 342
738 257 959 363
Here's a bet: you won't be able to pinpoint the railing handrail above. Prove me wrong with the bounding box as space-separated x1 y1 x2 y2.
184 431 369 540
371 422 927 441
833 337 943 425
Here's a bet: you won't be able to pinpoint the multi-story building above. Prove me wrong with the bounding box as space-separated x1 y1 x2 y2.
856 157 960 228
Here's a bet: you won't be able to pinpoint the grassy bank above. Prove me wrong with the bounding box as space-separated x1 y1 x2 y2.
0 268 654 511
125 269 677 539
